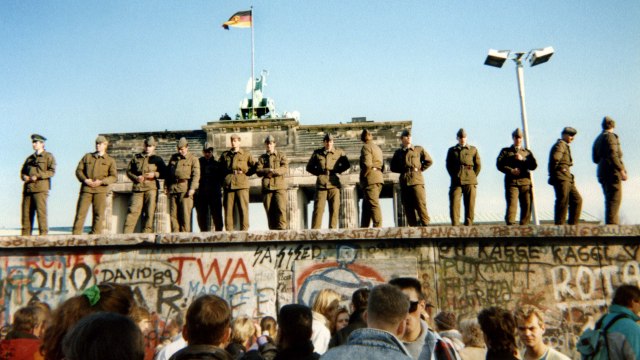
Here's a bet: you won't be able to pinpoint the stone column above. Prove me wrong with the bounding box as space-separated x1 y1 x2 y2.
155 180 171 233
104 191 115 234
286 186 300 230
393 183 407 227
339 184 359 229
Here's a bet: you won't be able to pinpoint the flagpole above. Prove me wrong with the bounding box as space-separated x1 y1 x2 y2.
250 6 255 119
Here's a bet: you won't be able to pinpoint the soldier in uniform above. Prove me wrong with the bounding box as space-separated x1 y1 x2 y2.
497 128 538 225
548 127 582 225
165 137 200 232
592 116 627 224
445 128 481 226
123 136 167 233
72 136 118 235
390 129 433 226
359 129 384 228
256 135 289 230
219 134 255 231
306 133 351 229
20 134 56 236
195 142 223 231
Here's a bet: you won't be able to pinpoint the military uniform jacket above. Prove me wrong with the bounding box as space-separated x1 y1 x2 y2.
166 152 200 193
306 147 351 189
548 139 574 183
126 153 167 192
390 145 433 186
256 150 288 191
359 141 384 188
446 144 481 186
75 152 117 194
20 150 56 193
497 145 537 185
593 131 625 183
219 148 256 190
199 156 222 192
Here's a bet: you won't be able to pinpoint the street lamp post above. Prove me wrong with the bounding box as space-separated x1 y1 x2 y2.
484 47 554 226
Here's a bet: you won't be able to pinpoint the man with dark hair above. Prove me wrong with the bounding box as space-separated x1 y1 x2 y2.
548 127 582 225
388 277 459 360
276 304 319 360
169 294 233 360
592 116 627 224
329 288 370 347
359 129 384 228
196 142 223 232
321 284 412 360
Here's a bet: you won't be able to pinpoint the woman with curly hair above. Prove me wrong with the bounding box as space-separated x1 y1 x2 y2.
477 306 519 360
41 283 135 360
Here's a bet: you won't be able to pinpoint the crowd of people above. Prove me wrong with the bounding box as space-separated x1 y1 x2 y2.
21 116 626 235
2 279 640 360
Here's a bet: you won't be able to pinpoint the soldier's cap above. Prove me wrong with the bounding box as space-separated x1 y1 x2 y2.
512 128 523 138
602 116 616 130
562 127 578 136
177 137 188 148
95 135 108 144
323 133 334 142
230 134 241 141
400 129 411 138
457 128 467 138
31 134 46 142
203 142 213 151
264 135 276 143
144 136 157 146
360 129 372 142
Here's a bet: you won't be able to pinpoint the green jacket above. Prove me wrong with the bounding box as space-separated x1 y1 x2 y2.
548 139 574 184
306 147 351 189
592 131 625 184
21 150 56 193
166 152 200 193
359 141 384 187
256 150 288 191
75 152 117 194
390 145 433 186
497 145 537 185
446 144 481 186
219 148 256 190
126 153 167 192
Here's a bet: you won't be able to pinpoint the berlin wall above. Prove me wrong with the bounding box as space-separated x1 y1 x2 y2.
1 224 639 358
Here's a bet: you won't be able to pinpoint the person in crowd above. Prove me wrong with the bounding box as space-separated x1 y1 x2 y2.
166 137 200 232
390 129 433 226
310 289 341 354
259 316 277 340
359 128 384 228
321 284 412 360
329 288 369 348
446 128 481 226
548 127 582 225
457 319 486 360
62 312 145 360
592 116 627 224
131 305 153 336
306 133 351 229
0 306 44 360
219 134 256 231
196 142 224 232
168 294 233 360
41 283 135 360
72 135 117 234
477 306 519 360
388 277 459 360
256 135 289 230
514 305 569 360
20 133 56 236
155 312 185 356
274 304 320 360
27 299 51 338
226 316 256 359
496 128 538 225
123 136 167 233
434 311 465 351
332 307 349 334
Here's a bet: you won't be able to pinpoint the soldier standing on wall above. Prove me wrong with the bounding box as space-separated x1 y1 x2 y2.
20 134 56 236
497 128 538 225
166 137 200 232
306 133 351 229
195 142 223 231
390 129 433 227
256 135 289 230
219 134 255 231
123 136 166 233
445 128 481 226
548 127 582 225
72 136 118 235
359 129 384 228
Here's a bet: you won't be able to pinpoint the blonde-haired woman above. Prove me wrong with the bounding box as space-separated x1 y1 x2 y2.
310 289 341 354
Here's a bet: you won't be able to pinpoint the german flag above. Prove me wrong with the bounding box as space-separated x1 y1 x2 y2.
222 10 252 29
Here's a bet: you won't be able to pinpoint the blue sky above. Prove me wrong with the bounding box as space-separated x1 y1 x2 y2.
1 1 639 230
